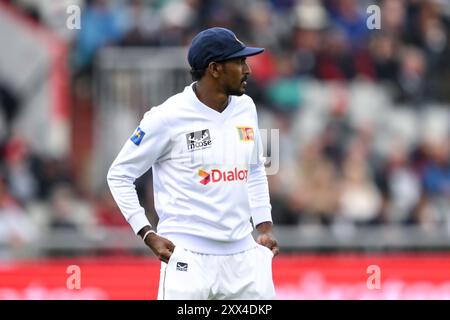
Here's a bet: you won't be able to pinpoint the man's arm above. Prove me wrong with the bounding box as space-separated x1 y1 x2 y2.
247 114 279 256
248 163 279 256
107 106 175 262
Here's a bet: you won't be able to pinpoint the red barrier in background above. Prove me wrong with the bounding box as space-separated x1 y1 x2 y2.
2 253 450 299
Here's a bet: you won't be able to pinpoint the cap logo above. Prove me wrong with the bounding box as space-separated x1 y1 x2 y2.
234 35 244 46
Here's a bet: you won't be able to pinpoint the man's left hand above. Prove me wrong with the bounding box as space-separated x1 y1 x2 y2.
255 222 279 257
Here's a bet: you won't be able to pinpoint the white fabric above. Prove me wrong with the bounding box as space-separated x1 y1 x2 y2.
107 83 272 254
157 245 275 300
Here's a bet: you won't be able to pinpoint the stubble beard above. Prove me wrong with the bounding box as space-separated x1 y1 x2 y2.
225 82 246 96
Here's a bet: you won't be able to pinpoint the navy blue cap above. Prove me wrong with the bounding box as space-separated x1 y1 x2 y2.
188 27 264 70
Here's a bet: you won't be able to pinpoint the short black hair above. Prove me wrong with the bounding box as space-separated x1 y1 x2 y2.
190 68 206 81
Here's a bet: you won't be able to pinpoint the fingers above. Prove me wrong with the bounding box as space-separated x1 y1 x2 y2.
147 236 176 263
265 239 279 257
271 246 280 257
256 234 280 256
160 245 175 264
160 251 171 263
271 241 280 257
160 256 169 264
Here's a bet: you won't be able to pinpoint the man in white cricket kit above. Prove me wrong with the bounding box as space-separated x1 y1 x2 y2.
107 27 279 300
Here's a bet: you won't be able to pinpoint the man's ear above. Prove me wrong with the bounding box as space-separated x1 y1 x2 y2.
207 62 223 79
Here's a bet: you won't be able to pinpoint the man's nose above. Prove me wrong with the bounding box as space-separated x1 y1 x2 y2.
243 62 251 75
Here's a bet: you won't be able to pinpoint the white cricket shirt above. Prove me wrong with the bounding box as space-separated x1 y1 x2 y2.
107 83 272 254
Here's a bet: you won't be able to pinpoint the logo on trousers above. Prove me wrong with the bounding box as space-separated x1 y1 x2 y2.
176 262 188 272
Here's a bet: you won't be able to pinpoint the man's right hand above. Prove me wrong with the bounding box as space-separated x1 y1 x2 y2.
138 226 175 263
144 232 175 263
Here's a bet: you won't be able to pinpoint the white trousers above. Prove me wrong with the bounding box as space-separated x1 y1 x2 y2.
157 244 275 300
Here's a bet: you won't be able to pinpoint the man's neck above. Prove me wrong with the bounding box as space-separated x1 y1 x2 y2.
193 81 230 113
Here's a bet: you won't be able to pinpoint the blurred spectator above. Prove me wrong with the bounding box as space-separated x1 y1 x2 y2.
418 0 447 56
0 173 38 258
33 157 74 201
421 140 450 224
157 0 200 46
287 139 339 225
395 46 427 105
328 0 370 49
47 183 93 231
379 143 421 223
73 0 125 72
118 0 162 47
267 52 303 112
40 183 93 256
314 27 355 80
314 26 375 80
381 0 407 38
337 141 382 225
321 106 354 167
3 137 37 205
291 0 327 76
48 185 78 231
368 33 399 82
246 0 283 50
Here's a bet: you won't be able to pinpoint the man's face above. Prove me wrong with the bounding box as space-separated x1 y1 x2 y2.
218 57 251 96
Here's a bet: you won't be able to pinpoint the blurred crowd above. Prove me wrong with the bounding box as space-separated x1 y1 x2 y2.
1 0 450 256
